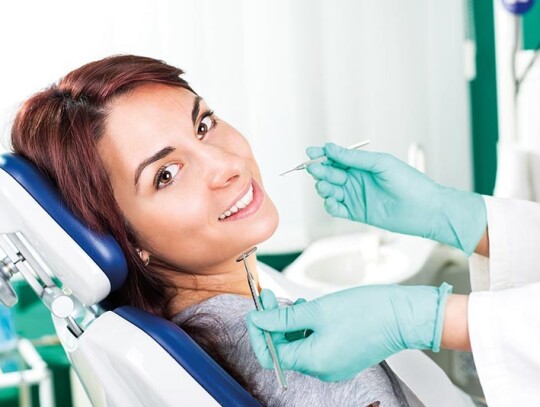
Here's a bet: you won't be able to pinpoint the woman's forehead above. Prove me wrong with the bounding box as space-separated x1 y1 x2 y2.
98 85 200 179
110 84 198 118
104 85 202 143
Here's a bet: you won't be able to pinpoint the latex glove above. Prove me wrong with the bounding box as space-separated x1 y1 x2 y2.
261 292 308 338
306 143 486 255
247 283 452 382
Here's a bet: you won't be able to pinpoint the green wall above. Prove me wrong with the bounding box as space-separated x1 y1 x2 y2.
469 1 540 195
470 0 499 195
523 2 540 49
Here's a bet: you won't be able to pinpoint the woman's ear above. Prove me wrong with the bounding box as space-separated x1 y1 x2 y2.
136 248 151 266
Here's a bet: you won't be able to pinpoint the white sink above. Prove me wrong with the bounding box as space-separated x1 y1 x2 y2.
283 232 439 294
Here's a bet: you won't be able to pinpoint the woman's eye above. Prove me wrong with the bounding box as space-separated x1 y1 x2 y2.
197 115 215 140
155 163 180 189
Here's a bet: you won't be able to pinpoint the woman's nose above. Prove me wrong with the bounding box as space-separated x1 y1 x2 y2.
201 147 245 189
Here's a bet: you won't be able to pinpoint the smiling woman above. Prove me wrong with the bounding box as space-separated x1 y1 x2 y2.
9 55 417 406
96 82 279 311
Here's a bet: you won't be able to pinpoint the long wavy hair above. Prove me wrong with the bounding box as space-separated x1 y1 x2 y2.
10 55 251 393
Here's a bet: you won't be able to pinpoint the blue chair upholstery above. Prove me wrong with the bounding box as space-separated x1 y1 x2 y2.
0 153 261 406
116 306 260 406
0 153 127 291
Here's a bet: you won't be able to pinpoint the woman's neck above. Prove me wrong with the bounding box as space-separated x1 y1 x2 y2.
167 254 260 315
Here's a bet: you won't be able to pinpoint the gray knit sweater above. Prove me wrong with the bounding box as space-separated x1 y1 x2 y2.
173 294 423 407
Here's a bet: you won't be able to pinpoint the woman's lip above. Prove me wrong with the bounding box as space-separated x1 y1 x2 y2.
223 182 252 214
219 180 264 222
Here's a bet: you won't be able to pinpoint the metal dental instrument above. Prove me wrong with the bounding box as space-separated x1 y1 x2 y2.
236 247 288 390
279 139 371 176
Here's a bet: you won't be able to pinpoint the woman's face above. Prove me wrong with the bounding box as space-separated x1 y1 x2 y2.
98 84 279 274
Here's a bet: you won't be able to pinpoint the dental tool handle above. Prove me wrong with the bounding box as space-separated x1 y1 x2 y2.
237 248 288 389
280 139 370 176
301 139 370 168
248 274 288 389
294 155 326 171
265 330 288 389
247 272 262 311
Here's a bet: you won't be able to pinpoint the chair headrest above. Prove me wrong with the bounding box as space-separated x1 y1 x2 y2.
0 153 128 303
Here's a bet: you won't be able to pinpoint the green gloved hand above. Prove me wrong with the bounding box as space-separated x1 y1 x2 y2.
306 143 487 255
247 283 452 382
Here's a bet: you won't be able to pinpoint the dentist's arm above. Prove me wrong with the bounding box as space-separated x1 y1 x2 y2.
247 286 471 382
475 228 489 257
306 144 488 256
441 293 470 351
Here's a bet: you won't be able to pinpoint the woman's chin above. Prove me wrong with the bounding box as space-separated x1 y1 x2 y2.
245 201 279 249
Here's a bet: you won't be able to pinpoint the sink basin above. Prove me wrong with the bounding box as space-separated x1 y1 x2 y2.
304 247 409 286
283 232 438 294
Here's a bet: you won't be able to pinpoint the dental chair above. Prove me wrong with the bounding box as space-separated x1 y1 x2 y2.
0 153 261 406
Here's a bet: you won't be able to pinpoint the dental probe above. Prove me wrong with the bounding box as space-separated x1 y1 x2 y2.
279 139 371 176
236 247 288 390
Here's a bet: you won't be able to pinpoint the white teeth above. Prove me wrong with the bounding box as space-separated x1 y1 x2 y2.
241 191 252 206
219 184 254 220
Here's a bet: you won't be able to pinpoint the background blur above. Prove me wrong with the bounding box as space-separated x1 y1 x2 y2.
1 1 540 406
0 0 478 254
1 1 539 255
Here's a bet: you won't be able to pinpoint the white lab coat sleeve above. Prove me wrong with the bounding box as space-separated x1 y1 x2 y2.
469 282 540 405
467 196 540 405
468 195 540 290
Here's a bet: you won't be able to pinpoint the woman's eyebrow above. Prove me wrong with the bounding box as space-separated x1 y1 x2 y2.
134 146 176 192
191 96 202 125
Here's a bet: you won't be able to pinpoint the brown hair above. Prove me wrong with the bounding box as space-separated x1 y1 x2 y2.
11 55 193 317
10 55 253 393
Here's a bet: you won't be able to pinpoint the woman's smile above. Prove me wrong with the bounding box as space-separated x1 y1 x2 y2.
99 83 279 273
218 180 264 222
